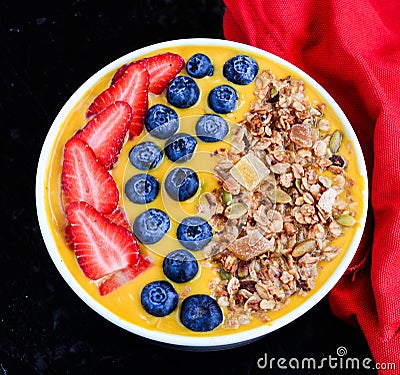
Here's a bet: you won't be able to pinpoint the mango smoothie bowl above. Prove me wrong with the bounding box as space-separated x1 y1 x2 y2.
36 39 368 349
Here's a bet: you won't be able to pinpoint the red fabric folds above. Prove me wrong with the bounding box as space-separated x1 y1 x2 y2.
223 0 400 372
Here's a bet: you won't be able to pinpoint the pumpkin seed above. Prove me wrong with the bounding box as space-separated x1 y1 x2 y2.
225 203 247 219
237 263 249 279
295 178 303 192
329 130 342 153
220 269 232 280
266 88 279 103
221 190 232 206
267 188 291 203
255 283 270 299
337 214 357 227
292 240 316 257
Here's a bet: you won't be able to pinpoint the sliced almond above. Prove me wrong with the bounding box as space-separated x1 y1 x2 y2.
260 299 276 310
228 233 275 261
197 192 217 220
270 162 291 175
318 188 337 214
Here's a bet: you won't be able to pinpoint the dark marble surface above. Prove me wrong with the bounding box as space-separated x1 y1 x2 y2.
0 1 374 374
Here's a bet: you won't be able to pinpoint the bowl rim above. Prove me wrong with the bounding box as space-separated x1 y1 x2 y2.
36 37 369 348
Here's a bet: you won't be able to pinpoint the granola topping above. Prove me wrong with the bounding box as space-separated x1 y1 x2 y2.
200 69 358 329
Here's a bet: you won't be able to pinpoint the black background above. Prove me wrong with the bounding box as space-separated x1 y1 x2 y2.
0 1 374 374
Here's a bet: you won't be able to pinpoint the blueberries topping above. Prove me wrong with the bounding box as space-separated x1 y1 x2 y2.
208 85 238 114
176 216 212 251
180 294 223 332
162 249 199 283
186 53 214 79
166 76 200 109
164 133 197 163
141 280 179 317
164 168 199 202
195 114 229 143
223 55 259 85
132 208 170 244
129 142 163 170
145 104 179 139
125 174 159 204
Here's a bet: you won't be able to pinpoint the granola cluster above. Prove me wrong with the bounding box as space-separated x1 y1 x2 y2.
198 70 357 329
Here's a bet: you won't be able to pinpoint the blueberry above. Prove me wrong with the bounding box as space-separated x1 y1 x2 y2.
141 281 178 317
180 294 223 332
129 142 163 170
124 174 159 204
186 53 214 78
195 114 229 143
162 249 199 283
145 104 179 139
166 76 200 109
208 85 238 114
164 133 197 162
177 216 212 251
164 168 199 202
132 208 170 244
223 55 259 85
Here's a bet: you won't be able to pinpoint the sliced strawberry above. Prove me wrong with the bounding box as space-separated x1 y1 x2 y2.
111 53 185 95
75 102 132 169
61 137 119 215
141 52 185 95
111 63 131 85
67 202 142 280
87 62 149 139
98 257 151 296
64 223 74 249
105 208 131 231
65 208 130 250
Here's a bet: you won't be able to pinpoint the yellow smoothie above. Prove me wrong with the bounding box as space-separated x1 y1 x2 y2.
43 44 365 337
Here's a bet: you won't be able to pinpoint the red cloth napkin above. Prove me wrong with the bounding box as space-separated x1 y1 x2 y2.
223 0 400 372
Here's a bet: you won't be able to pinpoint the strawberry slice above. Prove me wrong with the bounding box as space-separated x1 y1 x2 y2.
87 62 149 139
111 53 185 95
105 208 131 231
75 102 132 169
98 257 150 295
141 52 185 95
61 137 119 215
64 223 74 249
111 63 131 85
67 202 143 281
65 207 130 250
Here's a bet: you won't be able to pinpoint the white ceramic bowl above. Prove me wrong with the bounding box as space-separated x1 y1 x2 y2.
36 38 368 349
